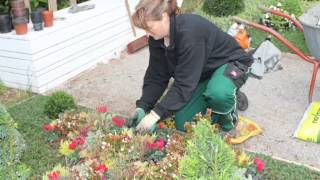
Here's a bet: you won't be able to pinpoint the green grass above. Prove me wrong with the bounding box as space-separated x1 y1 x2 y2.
181 0 319 54
8 95 63 178
249 152 320 180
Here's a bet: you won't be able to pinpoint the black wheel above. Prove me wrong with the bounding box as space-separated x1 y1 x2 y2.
237 90 248 111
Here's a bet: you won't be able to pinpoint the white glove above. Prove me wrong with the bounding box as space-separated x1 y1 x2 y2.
136 110 160 132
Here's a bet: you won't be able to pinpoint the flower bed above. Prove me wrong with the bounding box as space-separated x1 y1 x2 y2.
42 107 264 179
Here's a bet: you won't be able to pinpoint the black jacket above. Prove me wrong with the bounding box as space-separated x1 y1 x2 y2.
136 14 253 119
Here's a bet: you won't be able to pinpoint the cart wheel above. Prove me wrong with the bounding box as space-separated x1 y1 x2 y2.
237 91 248 111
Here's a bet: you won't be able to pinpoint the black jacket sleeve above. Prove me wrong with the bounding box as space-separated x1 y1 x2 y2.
136 44 171 112
153 42 207 119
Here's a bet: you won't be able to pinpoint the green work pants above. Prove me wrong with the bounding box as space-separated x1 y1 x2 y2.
174 63 242 131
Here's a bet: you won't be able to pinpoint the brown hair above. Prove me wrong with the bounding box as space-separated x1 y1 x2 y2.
132 0 179 30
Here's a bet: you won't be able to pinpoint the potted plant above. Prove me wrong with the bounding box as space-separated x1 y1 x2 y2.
0 0 12 33
30 0 48 31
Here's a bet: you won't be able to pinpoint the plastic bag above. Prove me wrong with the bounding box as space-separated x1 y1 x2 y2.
225 116 262 144
294 102 320 143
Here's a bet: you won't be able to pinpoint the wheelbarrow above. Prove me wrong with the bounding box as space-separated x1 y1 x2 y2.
233 5 320 103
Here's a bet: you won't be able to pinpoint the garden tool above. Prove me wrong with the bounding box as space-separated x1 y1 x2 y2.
68 3 95 14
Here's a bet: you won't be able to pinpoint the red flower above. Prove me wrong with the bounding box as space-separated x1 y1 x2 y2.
48 171 60 180
253 157 265 173
95 164 108 174
43 124 55 132
158 122 165 129
147 142 158 150
96 106 108 113
68 139 78 150
147 137 165 151
112 117 126 128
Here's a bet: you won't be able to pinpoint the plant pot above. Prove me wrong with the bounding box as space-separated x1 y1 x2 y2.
31 10 43 23
42 10 53 27
10 0 25 9
14 23 28 35
33 22 43 31
11 7 28 17
0 14 12 33
12 16 28 25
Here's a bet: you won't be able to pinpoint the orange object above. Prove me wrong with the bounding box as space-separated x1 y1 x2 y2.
42 10 54 27
14 23 28 35
127 35 149 54
235 29 250 49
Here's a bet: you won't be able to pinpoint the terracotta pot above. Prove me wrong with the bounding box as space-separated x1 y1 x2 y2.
10 0 25 9
42 10 53 27
14 23 28 35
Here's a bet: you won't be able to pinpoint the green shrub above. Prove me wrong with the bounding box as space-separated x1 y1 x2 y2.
202 0 245 17
0 104 30 179
44 91 76 119
0 80 7 94
179 120 237 179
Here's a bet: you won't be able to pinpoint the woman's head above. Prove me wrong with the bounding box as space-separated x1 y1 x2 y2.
132 0 179 40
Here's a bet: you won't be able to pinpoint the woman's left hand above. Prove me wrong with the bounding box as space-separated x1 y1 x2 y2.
136 110 160 132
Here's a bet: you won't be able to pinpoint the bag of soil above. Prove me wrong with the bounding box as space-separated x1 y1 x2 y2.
294 102 320 143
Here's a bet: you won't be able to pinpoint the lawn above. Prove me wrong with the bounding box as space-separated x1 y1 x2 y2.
181 0 320 55
8 96 63 178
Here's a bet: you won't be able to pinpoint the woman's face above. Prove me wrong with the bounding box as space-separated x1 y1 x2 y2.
145 13 170 40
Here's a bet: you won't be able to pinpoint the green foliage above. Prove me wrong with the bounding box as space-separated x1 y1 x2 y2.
202 0 245 17
0 0 9 14
44 91 76 119
282 0 303 17
0 104 29 179
179 119 237 179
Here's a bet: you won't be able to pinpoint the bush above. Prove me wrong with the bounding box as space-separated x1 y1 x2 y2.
44 91 76 119
179 120 237 179
282 0 303 17
202 0 245 17
0 104 30 179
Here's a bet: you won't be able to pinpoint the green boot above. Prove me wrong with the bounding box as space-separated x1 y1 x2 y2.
218 110 238 132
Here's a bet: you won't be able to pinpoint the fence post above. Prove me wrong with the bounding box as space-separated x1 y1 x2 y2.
48 0 58 11
24 0 30 9
69 0 77 6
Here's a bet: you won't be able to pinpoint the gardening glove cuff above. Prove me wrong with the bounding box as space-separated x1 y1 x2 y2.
127 108 145 127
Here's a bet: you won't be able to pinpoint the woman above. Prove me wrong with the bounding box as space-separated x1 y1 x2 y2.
130 0 253 132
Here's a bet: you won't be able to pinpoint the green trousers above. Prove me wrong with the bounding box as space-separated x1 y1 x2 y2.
174 64 240 131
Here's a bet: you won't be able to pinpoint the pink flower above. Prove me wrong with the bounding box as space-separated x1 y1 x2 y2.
155 137 165 151
68 139 78 150
77 136 86 146
112 117 126 128
95 164 108 174
96 106 108 113
48 171 60 180
43 124 55 132
80 126 90 136
253 157 265 173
